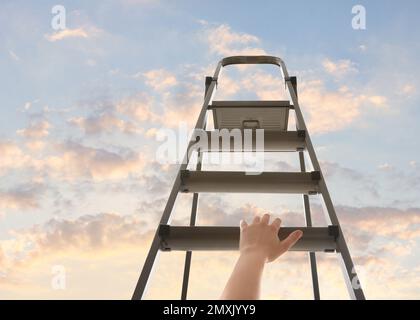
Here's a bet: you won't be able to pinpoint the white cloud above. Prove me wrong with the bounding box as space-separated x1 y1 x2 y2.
69 113 142 135
0 204 419 299
0 185 41 215
378 163 393 171
205 23 266 56
17 120 51 139
298 80 361 134
116 94 157 122
8 50 20 61
402 84 416 95
297 79 388 134
43 142 147 181
45 27 100 42
241 71 287 100
141 69 177 91
0 141 30 175
322 58 358 77
339 206 420 241
366 95 387 107
25 140 46 152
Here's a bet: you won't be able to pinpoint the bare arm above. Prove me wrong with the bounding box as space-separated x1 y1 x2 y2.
220 213 303 300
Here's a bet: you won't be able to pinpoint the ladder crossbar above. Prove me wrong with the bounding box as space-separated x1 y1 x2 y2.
180 170 321 194
159 225 338 252
198 130 305 152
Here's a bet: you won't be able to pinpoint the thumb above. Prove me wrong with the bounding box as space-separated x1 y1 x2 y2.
279 230 303 252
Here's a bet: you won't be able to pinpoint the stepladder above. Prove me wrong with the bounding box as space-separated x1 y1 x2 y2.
132 55 366 300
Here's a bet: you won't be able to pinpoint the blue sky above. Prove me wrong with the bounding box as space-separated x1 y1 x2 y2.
0 0 419 299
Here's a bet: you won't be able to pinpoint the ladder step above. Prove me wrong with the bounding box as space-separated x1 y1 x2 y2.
200 130 306 152
209 100 292 109
210 101 290 131
180 170 321 194
158 225 338 252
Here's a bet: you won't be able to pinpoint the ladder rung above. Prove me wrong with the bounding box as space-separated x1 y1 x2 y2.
199 130 306 152
180 170 321 194
209 100 292 109
158 225 338 252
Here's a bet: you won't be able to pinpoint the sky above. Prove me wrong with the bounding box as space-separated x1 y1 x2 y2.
0 0 419 299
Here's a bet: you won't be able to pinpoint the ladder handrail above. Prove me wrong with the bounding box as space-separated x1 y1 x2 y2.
220 55 284 67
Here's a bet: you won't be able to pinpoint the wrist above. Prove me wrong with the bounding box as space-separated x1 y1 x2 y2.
239 249 268 264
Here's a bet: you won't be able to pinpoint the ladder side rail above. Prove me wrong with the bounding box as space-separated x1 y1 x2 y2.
132 69 221 300
293 76 320 300
180 77 212 300
284 69 365 300
299 151 321 300
181 148 205 299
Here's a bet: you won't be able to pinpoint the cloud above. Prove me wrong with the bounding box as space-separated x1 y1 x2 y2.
23 102 32 111
45 28 91 42
115 93 158 123
32 213 147 250
241 71 287 100
141 69 177 91
191 58 386 134
0 212 150 282
215 75 240 98
319 161 379 199
205 23 266 56
25 140 46 152
338 206 420 241
120 0 159 5
120 83 202 129
322 58 358 77
0 204 418 299
320 161 364 180
401 84 416 95
8 50 20 61
0 141 30 175
68 113 142 135
298 80 387 134
159 83 203 128
378 163 393 171
16 120 51 139
44 141 147 181
367 95 387 107
0 184 41 215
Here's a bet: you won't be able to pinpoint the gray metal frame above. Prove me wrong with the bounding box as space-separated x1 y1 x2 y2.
131 55 365 300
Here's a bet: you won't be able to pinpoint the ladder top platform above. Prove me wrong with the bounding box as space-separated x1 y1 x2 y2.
211 100 290 131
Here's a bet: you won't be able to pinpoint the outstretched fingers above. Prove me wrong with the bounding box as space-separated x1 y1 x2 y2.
270 217 282 232
252 216 261 224
261 213 270 225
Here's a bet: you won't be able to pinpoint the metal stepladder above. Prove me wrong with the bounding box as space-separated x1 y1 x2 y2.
132 55 365 300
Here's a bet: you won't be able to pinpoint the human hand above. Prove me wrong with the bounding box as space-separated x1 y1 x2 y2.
239 213 303 263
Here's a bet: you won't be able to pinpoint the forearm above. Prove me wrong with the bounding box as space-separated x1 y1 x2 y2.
220 251 266 300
